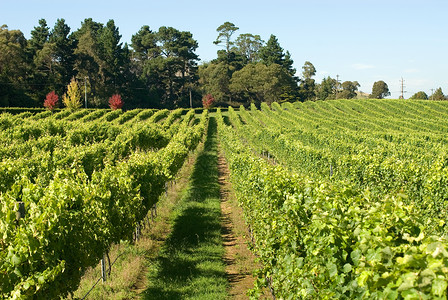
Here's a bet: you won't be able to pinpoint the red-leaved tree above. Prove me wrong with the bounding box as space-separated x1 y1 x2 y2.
202 94 215 109
44 91 59 111
109 94 124 110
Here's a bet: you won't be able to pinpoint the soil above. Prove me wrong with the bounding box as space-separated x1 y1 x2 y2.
218 152 263 299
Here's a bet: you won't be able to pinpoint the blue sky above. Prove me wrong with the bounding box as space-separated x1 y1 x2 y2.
2 0 447 98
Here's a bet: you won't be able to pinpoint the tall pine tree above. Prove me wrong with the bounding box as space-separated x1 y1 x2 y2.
49 19 76 97
28 19 49 56
27 19 51 102
258 34 298 101
259 35 296 76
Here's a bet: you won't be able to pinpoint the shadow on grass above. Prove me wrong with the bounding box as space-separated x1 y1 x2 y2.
143 117 227 300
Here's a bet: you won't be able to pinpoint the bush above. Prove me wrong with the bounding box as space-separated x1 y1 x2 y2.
43 91 59 111
202 94 215 109
109 94 124 110
62 78 82 111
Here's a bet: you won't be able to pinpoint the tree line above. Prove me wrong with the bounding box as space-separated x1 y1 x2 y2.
0 19 444 109
0 18 200 109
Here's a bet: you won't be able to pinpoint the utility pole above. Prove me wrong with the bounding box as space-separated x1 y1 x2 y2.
188 72 193 108
335 74 340 99
84 77 88 108
399 77 406 99
430 88 435 100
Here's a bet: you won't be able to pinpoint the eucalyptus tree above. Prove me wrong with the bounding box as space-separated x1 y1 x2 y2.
299 61 317 101
317 76 338 100
337 81 360 99
234 33 264 64
431 87 445 100
0 25 30 106
371 80 390 99
198 61 232 103
230 62 296 104
410 91 428 100
213 22 239 55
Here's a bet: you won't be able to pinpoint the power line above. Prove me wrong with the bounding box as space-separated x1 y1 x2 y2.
0 82 53 86
399 77 407 99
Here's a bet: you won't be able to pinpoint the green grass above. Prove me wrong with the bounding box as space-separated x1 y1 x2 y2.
142 117 228 300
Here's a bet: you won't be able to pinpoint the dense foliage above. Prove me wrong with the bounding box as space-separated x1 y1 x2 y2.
2 19 407 109
0 20 202 109
0 108 207 299
2 99 448 299
218 99 448 299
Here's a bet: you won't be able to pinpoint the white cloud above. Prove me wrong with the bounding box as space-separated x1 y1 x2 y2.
352 63 375 70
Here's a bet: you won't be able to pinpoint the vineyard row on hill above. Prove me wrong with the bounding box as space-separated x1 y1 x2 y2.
217 99 448 299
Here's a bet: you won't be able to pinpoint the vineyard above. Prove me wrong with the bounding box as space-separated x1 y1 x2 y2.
0 108 207 299
217 99 448 299
2 99 448 299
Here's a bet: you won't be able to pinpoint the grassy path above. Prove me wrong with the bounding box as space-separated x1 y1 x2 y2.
72 116 260 299
142 117 228 299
